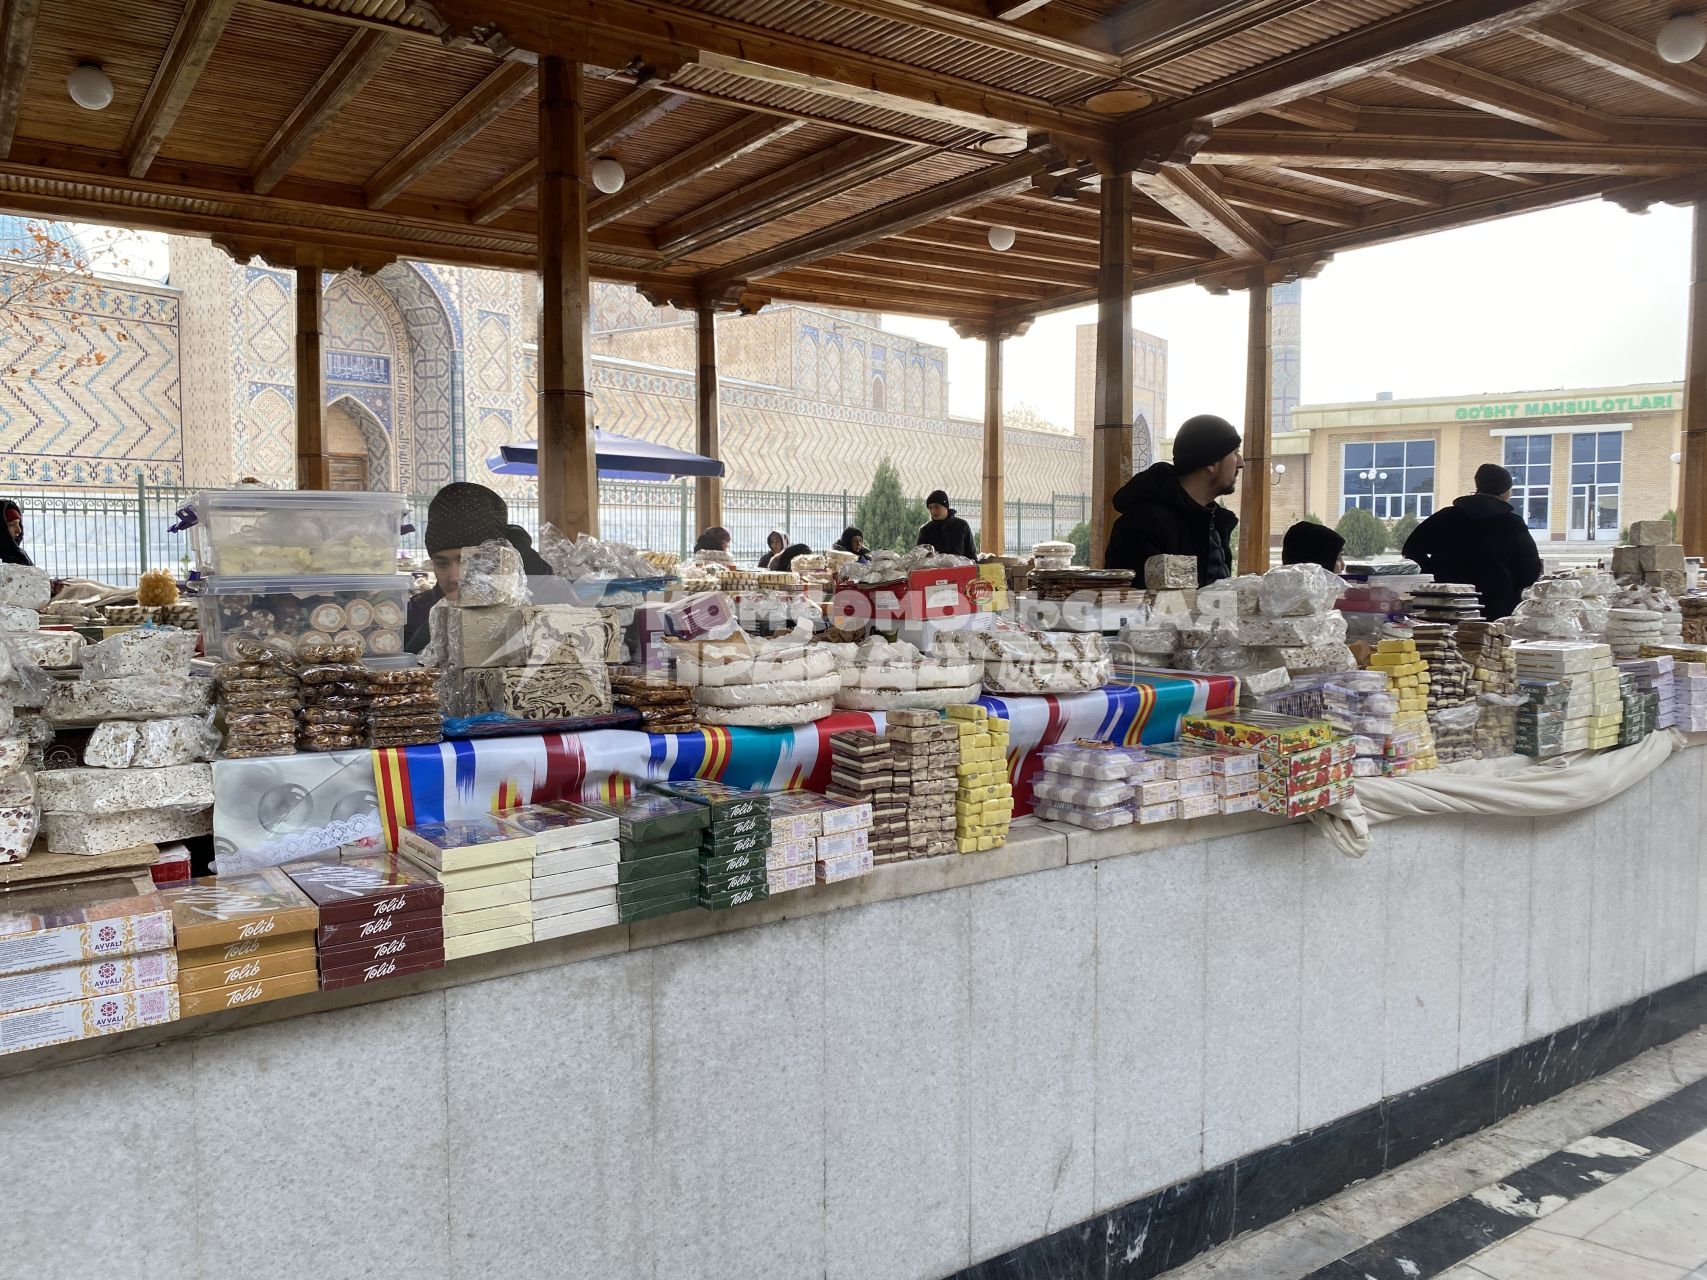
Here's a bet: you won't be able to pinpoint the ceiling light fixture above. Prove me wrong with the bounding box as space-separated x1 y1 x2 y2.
987 226 1016 252
1084 88 1154 115
66 62 114 112
590 157 626 194
978 135 1027 156
1657 13 1706 62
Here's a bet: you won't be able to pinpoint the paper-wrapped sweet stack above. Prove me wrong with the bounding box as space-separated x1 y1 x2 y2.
669 629 840 726
496 801 620 941
1324 671 1436 778
825 730 899 862
832 635 983 712
1611 521 1687 595
1513 641 1620 753
397 816 536 960
1029 742 1153 829
164 868 320 1016
950 705 1011 851
0 876 179 1056
1616 656 1676 729
609 667 697 734
887 709 959 857
657 780 772 911
764 793 824 895
939 628 1108 694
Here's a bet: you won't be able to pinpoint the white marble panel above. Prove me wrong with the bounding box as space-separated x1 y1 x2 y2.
1529 811 1594 1038
190 992 452 1279
1383 816 1465 1095
1644 756 1701 992
1203 825 1305 1167
1299 828 1388 1128
968 865 1097 1263
1460 816 1533 1068
1094 843 1209 1210
823 891 971 1280
0 1042 199 1280
444 950 655 1280
648 916 828 1280
1588 777 1647 1014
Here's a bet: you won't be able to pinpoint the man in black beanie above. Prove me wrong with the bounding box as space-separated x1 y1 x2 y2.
1281 521 1346 574
916 489 978 559
1105 414 1242 585
404 482 513 652
1402 462 1541 620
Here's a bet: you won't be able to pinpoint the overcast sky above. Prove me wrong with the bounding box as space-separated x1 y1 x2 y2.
884 199 1695 437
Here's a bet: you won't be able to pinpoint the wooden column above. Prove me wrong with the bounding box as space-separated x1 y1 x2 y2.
1091 175 1134 568
294 252 328 490
1683 202 1707 558
982 329 1004 556
1239 267 1273 573
695 304 723 532
538 55 598 537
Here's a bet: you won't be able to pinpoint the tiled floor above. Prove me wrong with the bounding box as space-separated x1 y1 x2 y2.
1158 1028 1707 1280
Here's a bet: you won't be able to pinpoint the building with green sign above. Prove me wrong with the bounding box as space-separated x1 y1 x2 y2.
1264 382 1683 546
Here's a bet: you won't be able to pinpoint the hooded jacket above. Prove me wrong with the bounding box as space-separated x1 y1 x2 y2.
916 508 977 560
1402 493 1542 621
1104 462 1237 586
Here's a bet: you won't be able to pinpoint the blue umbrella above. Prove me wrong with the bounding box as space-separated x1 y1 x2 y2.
486 430 726 483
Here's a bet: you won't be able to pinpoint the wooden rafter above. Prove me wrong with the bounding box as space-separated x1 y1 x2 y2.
472 87 685 225
1132 167 1271 258
810 0 1116 76
588 115 800 231
896 220 1095 264
1523 14 1707 109
1217 175 1359 227
0 0 40 160
252 29 401 195
778 254 1068 300
655 137 931 262
698 147 1058 297
125 0 237 178
1200 128 1701 175
1116 0 1318 75
994 0 1058 19
1381 56 1615 142
838 239 1101 286
365 59 535 208
1269 166 1446 207
1264 94 1359 131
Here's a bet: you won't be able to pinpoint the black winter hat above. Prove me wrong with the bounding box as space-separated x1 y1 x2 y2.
1475 463 1514 495
1281 522 1346 571
926 489 950 508
1172 415 1243 475
425 482 509 555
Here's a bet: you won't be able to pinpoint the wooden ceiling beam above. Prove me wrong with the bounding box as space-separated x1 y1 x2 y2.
1269 165 1447 206
252 29 401 195
1132 166 1271 258
1381 56 1615 142
0 0 39 161
896 220 1094 263
413 0 1107 148
1116 0 1317 74
993 0 1060 19
958 202 1215 257
656 137 932 262
1264 94 1360 131
1119 0 1587 164
125 0 238 178
364 59 536 209
589 115 801 231
471 86 686 225
1200 129 1701 175
742 278 995 322
809 0 1117 76
839 240 1102 286
779 254 1068 300
1524 14 1707 109
698 147 1059 297
1217 175 1360 227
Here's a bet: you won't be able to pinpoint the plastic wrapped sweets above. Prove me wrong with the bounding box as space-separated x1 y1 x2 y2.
80 627 199 680
83 715 219 768
432 600 618 669
43 806 213 855
5 630 83 670
446 662 611 721
454 540 530 607
45 676 214 726
0 565 49 609
35 762 213 813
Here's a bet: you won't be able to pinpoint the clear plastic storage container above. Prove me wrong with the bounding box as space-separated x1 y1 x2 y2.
196 575 411 660
186 489 407 576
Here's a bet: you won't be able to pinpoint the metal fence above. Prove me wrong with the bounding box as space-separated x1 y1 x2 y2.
5 479 1091 583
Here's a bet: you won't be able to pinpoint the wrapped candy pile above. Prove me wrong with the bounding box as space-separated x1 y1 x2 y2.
669 627 841 726
832 635 983 711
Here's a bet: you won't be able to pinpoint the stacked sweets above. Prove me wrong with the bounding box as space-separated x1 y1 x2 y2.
497 801 621 941
886 709 959 857
826 730 902 861
1616 656 1676 729
601 792 708 924
1611 520 1687 595
610 667 697 734
294 639 370 753
283 856 445 990
1512 641 1621 753
366 664 443 749
1673 659 1707 732
1515 678 1569 758
766 793 829 894
1404 582 1483 624
1615 671 1658 746
0 877 179 1057
164 868 319 1017
1181 708 1355 819
1366 632 1430 716
1323 672 1436 778
1412 623 1478 763
397 817 536 960
816 792 874 884
1029 742 1153 829
658 781 772 912
950 705 1012 851
1141 742 1227 822
1456 620 1517 694
1168 740 1266 813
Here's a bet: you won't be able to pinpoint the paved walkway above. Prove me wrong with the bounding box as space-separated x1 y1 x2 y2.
1157 1029 1707 1280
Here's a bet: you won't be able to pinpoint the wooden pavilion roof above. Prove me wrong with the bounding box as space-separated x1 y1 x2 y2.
0 0 1702 324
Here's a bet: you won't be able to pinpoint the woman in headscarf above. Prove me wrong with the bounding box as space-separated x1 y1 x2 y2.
757 530 786 569
832 527 868 562
0 501 31 566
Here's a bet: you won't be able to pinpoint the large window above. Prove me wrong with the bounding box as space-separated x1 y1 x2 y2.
1341 439 1435 518
1503 435 1552 532
1568 430 1622 542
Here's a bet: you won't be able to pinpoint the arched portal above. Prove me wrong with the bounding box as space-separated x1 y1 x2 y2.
325 394 392 491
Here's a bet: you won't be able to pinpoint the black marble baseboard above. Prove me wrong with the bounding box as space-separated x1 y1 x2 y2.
949 969 1707 1280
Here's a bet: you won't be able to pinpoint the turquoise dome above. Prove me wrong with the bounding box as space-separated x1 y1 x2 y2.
0 215 89 266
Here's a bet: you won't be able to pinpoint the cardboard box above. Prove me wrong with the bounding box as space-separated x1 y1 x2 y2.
533 841 622 878
531 863 619 899
160 868 318 951
533 903 620 941
319 926 445 973
316 905 442 949
178 930 309 971
282 855 443 925
442 902 532 937
0 949 177 1016
533 886 617 920
444 923 532 961
397 818 536 873
496 801 619 852
178 968 319 1018
177 944 316 994
0 982 178 1056
0 878 174 977
320 949 445 991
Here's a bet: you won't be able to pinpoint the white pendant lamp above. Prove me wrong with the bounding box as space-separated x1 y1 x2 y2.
66 62 114 111
1657 14 1706 63
987 225 1016 252
590 157 626 194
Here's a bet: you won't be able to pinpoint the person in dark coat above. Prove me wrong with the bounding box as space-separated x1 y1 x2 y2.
772 543 812 573
1105 414 1242 586
694 527 732 554
503 523 555 578
833 527 869 561
405 482 512 653
0 501 31 566
1281 522 1346 574
916 490 977 560
758 530 787 569
1402 463 1542 621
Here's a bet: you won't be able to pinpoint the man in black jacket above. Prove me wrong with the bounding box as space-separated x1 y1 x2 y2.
917 490 978 560
1402 463 1542 620
1105 415 1242 586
